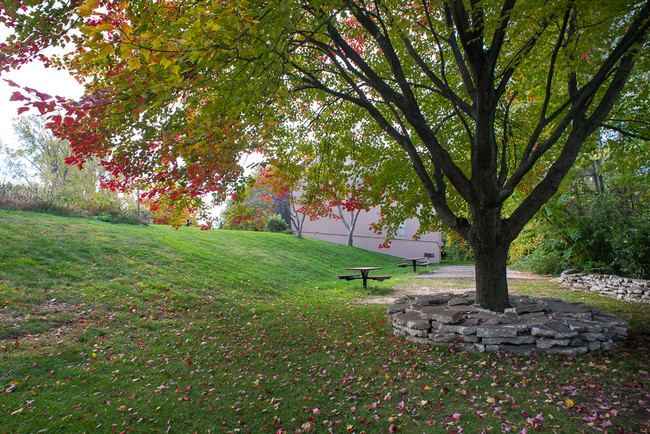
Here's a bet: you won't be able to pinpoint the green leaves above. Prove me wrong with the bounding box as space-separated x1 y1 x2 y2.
2 0 648 309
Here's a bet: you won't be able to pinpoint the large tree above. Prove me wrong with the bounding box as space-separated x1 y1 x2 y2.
2 0 649 311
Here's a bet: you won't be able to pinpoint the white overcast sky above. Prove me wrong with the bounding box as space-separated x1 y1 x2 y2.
0 26 84 153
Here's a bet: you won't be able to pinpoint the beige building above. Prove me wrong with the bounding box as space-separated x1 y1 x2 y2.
300 207 442 261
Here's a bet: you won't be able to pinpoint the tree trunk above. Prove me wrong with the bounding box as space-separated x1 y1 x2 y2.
470 209 512 312
473 241 511 312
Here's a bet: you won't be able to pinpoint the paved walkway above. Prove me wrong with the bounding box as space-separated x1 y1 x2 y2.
415 265 548 280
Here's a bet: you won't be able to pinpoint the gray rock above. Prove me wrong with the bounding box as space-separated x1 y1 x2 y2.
505 304 541 314
392 311 424 326
587 341 601 351
579 332 606 342
412 294 452 306
530 326 555 338
499 312 522 324
446 304 475 313
580 320 604 333
448 295 475 306
519 313 551 325
480 337 505 345
593 314 629 326
477 325 518 338
567 322 586 332
569 338 586 347
454 343 479 352
482 336 536 345
439 324 478 335
420 307 461 324
387 290 633 356
457 335 481 343
387 304 408 314
537 338 570 349
406 319 431 330
601 340 616 351
544 322 579 339
429 332 457 343
405 328 428 338
468 312 502 325
500 344 537 356
542 346 588 355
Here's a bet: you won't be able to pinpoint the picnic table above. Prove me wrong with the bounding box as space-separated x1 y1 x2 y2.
337 267 391 290
397 257 433 272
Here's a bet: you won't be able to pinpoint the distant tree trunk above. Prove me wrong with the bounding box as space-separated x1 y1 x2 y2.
290 201 306 238
337 205 362 247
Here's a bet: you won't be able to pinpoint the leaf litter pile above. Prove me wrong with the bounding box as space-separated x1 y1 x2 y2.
1 287 648 433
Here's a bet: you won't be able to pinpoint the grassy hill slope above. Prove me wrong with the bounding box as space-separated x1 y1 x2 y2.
0 210 648 433
1 209 409 297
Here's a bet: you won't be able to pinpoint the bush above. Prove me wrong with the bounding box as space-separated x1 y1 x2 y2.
510 189 649 279
264 214 289 233
64 193 141 224
441 231 474 261
0 183 142 225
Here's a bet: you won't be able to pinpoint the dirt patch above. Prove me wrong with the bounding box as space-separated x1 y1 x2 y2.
355 266 550 305
356 279 475 305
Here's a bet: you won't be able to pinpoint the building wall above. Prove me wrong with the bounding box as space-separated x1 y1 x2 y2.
300 207 442 261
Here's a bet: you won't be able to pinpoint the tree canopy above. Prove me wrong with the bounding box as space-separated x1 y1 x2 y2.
2 0 649 311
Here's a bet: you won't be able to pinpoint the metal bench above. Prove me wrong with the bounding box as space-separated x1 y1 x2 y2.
367 275 391 282
337 274 362 281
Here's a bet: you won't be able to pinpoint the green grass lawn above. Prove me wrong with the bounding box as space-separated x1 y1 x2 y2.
1 210 648 433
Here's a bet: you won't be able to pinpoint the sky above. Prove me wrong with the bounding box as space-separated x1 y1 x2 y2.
0 25 84 168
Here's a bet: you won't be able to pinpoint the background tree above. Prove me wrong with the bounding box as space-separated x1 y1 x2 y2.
256 164 309 237
141 196 199 227
2 0 649 311
220 175 278 231
1 116 100 196
510 133 650 279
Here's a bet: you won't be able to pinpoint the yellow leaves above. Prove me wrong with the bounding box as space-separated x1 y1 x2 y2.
159 58 173 69
100 45 114 59
128 57 141 71
77 0 100 17
120 22 133 38
566 398 574 407
120 44 132 58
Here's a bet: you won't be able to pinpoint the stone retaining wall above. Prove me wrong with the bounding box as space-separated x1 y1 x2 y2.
560 269 650 303
387 292 628 356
